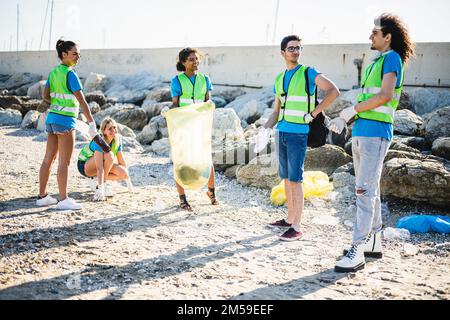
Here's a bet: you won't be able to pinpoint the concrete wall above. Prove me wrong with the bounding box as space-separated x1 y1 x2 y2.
0 43 449 90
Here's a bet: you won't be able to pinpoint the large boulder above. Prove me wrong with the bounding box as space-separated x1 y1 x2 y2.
381 158 450 207
93 103 148 130
121 135 144 153
432 137 450 160
21 110 40 129
85 91 107 107
117 123 136 139
211 96 227 108
0 95 23 109
394 109 423 136
145 87 172 103
216 87 246 103
407 88 450 115
104 72 162 104
150 137 170 156
393 135 430 152
422 106 450 142
26 80 47 99
0 108 22 126
212 108 245 147
304 144 352 176
0 73 42 96
325 99 353 119
141 101 171 119
224 87 274 122
236 153 280 189
83 72 108 93
88 101 101 114
137 115 167 145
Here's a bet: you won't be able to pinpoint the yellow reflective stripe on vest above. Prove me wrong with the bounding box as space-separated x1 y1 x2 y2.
372 105 394 117
50 104 79 113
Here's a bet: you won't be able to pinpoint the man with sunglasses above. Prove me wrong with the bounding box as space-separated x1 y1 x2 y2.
256 35 339 241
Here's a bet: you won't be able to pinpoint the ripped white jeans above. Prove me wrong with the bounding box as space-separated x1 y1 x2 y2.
352 136 391 245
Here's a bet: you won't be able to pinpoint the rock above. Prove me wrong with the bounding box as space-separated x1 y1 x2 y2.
104 72 162 104
333 163 355 176
93 104 148 131
121 135 144 153
224 87 274 122
394 109 423 136
384 150 424 162
304 144 352 176
332 172 355 189
432 137 450 160
0 95 23 109
137 115 167 145
325 99 353 119
141 101 171 119
212 108 244 146
145 87 171 103
0 73 42 96
0 108 22 126
211 96 227 108
422 106 450 142
83 72 108 93
393 135 430 152
397 91 412 111
117 123 136 139
236 154 280 189
21 110 41 129
26 80 46 99
237 99 270 124
88 101 101 114
407 88 450 115
216 88 246 103
381 158 450 206
224 165 241 179
150 138 170 156
85 91 107 107
344 138 352 156
389 141 422 154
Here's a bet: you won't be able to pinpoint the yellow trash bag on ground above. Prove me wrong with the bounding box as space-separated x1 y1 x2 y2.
270 171 333 206
165 101 215 190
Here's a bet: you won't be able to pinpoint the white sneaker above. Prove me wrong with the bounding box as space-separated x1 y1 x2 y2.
93 185 106 201
56 197 82 210
104 184 114 197
343 231 383 258
87 177 97 191
335 243 365 273
36 194 58 206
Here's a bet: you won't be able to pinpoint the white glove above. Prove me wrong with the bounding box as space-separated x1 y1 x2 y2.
253 127 271 153
93 184 106 201
88 121 97 138
303 112 315 124
160 106 170 118
327 118 346 134
339 105 357 123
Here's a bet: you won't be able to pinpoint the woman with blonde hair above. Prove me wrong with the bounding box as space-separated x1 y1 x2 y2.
77 117 130 201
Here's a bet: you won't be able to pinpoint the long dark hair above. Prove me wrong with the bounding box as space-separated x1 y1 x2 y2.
176 47 203 71
377 13 415 64
56 38 77 60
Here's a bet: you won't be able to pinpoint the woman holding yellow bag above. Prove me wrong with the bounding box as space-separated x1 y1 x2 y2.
170 47 218 211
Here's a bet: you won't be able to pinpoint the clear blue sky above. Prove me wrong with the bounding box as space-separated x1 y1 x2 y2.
0 0 449 51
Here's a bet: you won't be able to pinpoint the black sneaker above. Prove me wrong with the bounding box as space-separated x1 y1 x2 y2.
268 219 292 229
279 227 303 241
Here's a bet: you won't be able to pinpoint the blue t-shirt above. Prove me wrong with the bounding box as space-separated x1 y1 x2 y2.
45 67 83 129
91 138 122 154
170 73 213 98
352 50 403 141
273 65 321 134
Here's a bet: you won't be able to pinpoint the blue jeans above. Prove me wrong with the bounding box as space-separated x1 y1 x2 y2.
276 131 308 183
352 136 391 245
45 123 73 134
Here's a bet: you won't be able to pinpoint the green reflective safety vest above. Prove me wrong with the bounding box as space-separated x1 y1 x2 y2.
177 72 207 107
78 135 121 162
356 51 404 124
275 65 315 124
48 64 80 118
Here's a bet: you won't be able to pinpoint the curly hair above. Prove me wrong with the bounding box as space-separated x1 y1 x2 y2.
377 13 415 64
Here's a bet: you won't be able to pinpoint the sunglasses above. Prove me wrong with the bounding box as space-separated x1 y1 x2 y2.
285 46 303 52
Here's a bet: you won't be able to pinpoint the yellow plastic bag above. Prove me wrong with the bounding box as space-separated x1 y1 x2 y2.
270 171 333 206
165 101 215 190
